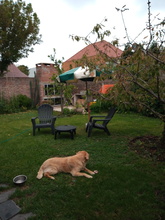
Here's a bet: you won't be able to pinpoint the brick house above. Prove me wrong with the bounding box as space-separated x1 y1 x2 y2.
62 40 123 72
0 64 32 100
62 40 123 105
35 63 59 104
0 40 122 106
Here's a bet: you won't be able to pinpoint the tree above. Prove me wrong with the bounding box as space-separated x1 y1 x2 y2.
0 0 42 75
111 2 165 147
48 49 75 113
71 1 165 147
113 42 165 134
18 65 29 75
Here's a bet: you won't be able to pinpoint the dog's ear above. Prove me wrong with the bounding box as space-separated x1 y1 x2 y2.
77 151 89 160
85 152 89 160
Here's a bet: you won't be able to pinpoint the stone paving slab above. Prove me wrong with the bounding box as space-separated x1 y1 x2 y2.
0 185 36 220
10 212 36 220
0 184 8 188
0 189 16 203
0 200 21 220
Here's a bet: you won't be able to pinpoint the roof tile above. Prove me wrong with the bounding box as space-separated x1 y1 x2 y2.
4 64 28 77
65 40 123 62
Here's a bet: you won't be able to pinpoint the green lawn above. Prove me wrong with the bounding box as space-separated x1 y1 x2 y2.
0 111 164 220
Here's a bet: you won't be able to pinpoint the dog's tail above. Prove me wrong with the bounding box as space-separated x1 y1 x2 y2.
36 168 43 179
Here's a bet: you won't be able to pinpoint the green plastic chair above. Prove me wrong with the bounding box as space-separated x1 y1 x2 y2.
31 104 57 136
86 108 116 137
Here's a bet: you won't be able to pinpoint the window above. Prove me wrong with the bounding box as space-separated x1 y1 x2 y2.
44 84 55 96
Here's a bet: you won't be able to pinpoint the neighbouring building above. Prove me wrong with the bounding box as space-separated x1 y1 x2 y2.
0 40 123 106
62 40 123 105
62 40 123 71
35 63 59 105
0 64 32 100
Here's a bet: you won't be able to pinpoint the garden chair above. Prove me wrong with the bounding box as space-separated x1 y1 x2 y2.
86 107 116 137
31 104 57 136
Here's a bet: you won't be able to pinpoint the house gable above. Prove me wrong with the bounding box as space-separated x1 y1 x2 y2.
63 40 123 71
4 64 28 77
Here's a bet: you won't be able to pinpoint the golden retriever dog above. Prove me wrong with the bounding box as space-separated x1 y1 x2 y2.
37 151 98 180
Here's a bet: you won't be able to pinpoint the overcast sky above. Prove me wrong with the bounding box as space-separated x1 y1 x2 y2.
16 0 165 69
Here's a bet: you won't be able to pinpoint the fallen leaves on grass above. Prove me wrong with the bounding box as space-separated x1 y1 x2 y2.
129 135 165 162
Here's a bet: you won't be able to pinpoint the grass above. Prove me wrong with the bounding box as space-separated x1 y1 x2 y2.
0 110 165 220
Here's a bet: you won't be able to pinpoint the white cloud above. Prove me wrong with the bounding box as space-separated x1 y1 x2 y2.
62 0 97 8
16 0 165 68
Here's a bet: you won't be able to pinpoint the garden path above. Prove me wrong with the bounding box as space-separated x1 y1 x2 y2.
0 184 35 220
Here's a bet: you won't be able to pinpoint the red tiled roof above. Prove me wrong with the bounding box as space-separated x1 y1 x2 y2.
4 64 28 77
65 40 123 62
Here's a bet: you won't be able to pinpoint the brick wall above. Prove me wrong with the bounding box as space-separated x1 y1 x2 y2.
36 63 57 82
0 77 34 99
71 79 114 95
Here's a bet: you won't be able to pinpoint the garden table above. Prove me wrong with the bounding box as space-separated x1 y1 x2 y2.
54 125 76 140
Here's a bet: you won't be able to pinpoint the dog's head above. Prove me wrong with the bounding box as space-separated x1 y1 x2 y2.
76 151 89 161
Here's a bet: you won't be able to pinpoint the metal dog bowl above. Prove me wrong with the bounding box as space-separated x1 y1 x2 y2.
13 175 27 185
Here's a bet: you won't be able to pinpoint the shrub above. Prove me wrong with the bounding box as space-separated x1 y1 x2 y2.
16 94 32 110
9 96 20 113
41 99 54 105
90 102 101 113
0 94 32 114
63 108 76 116
99 100 113 111
0 96 8 113
63 108 70 115
90 100 115 113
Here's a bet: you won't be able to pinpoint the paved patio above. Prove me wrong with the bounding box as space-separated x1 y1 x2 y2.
53 105 76 112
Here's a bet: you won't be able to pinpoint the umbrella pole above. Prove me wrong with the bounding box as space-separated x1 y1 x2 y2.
86 81 90 120
87 102 90 120
60 83 64 113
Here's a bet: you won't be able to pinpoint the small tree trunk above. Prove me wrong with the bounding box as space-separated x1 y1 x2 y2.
60 84 63 113
159 122 165 148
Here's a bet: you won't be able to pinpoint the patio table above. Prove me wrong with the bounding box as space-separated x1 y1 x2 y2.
54 125 76 140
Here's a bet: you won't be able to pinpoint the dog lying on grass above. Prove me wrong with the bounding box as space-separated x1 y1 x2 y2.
37 151 98 180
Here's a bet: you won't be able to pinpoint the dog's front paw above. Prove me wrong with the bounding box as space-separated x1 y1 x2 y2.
94 170 98 174
88 175 93 178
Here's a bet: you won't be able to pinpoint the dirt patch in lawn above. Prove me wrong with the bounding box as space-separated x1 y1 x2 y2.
129 135 165 162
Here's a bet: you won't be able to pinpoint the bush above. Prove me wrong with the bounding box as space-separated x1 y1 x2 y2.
41 99 54 105
0 94 32 114
0 96 8 113
63 108 76 116
90 100 115 113
90 102 101 113
16 94 32 110
100 100 113 111
94 92 160 115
